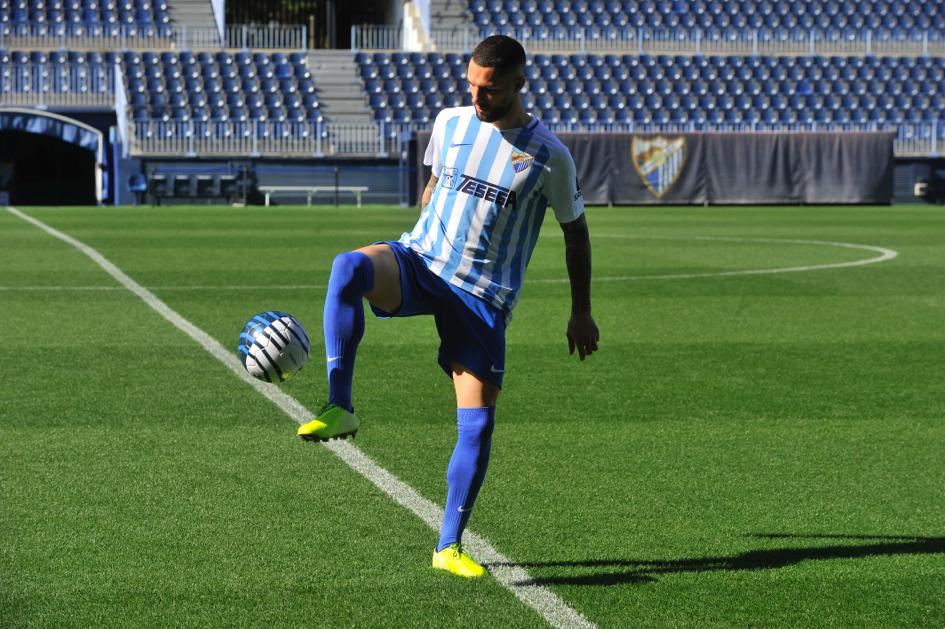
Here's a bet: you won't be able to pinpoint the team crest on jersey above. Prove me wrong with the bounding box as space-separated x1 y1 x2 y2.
510 150 534 173
631 136 687 198
442 167 458 189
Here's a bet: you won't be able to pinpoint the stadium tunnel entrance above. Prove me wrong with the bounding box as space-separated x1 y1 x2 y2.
0 108 104 206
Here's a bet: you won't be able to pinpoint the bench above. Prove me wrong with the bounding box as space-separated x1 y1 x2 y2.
258 185 368 208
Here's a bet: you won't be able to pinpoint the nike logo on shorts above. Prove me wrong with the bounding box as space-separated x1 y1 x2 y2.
490 365 504 373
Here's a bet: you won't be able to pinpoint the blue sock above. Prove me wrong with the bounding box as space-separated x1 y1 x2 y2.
437 407 496 551
323 251 373 412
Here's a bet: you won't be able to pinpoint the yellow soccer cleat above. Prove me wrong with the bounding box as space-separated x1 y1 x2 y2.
298 403 359 442
432 544 487 578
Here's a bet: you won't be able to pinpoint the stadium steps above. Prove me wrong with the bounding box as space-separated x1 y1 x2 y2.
429 0 472 29
306 50 373 124
168 0 217 33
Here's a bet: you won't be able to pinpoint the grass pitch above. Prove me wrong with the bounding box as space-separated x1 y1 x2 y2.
2 204 944 627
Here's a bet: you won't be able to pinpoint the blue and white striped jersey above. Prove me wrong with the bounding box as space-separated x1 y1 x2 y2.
401 106 584 317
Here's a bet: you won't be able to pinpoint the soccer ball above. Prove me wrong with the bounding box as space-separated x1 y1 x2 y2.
238 311 311 382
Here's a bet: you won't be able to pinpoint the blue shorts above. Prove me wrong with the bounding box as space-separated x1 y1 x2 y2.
369 241 506 388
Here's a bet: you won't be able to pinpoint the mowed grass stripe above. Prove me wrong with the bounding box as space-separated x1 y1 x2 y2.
0 208 547 627
6 204 945 627
5 206 597 629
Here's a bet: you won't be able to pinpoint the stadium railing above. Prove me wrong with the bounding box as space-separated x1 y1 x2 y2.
351 25 478 52
128 120 400 158
0 25 174 51
124 119 943 158
351 24 945 56
536 121 941 157
0 61 115 109
0 24 307 51
178 25 308 51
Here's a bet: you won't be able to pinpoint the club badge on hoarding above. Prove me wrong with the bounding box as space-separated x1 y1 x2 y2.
511 150 534 173
631 136 687 198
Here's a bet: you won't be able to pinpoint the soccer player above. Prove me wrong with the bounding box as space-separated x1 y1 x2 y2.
298 35 599 578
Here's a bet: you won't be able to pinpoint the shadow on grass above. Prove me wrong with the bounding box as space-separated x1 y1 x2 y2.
497 533 945 587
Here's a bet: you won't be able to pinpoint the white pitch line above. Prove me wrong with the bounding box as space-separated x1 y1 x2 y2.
6 206 596 629
1 236 897 292
532 235 898 283
0 285 328 291
0 285 125 291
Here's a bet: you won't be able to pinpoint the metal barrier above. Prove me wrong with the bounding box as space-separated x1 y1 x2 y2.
0 90 113 109
540 121 940 157
0 26 174 51
129 120 399 157
0 62 115 108
352 24 945 56
351 25 408 51
177 25 308 51
0 24 307 51
127 119 943 158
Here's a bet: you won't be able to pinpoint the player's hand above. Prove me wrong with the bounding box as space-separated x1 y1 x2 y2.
567 312 599 361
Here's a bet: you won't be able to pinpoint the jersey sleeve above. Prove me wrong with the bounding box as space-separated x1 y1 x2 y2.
543 146 585 223
423 109 448 177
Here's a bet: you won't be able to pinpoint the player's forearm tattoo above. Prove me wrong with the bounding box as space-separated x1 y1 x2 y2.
420 175 439 210
561 215 592 315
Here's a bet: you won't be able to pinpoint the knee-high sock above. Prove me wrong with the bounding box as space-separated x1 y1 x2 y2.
437 407 496 551
323 251 374 412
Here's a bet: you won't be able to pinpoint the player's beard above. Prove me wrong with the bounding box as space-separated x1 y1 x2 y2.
474 97 513 123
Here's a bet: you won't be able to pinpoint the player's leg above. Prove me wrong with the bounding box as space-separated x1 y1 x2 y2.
298 244 401 441
322 243 401 411
432 364 499 577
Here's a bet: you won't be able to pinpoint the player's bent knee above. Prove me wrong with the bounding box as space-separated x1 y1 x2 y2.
329 251 374 295
355 245 402 313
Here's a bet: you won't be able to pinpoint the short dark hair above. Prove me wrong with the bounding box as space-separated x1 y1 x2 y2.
471 35 526 75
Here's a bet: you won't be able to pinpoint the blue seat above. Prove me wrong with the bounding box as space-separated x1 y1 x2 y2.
670 108 688 123
578 108 597 123
128 173 147 203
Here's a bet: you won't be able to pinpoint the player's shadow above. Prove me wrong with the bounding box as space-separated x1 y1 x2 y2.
498 534 945 586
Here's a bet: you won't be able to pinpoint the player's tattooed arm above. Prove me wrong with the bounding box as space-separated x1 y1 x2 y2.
420 175 439 210
561 214 599 360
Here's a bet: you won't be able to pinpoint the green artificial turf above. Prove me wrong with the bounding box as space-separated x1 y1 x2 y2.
2 204 944 627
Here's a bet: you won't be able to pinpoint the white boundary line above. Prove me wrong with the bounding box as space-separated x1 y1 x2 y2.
532 235 899 283
0 236 898 292
5 206 596 629
0 285 328 291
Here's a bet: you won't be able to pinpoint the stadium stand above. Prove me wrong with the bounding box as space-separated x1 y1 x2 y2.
0 0 172 38
357 50 945 127
122 50 322 126
469 0 945 42
4 0 945 205
1 49 117 106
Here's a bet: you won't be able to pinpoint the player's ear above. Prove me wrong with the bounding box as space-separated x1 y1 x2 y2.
514 75 525 91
